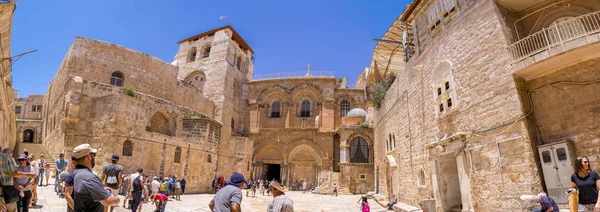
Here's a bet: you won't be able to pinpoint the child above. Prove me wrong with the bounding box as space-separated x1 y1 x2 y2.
361 196 370 212
151 193 168 212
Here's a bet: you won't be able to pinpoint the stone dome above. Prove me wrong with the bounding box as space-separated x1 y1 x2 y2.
346 108 367 117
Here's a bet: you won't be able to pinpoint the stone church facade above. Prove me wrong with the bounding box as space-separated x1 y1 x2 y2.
370 0 600 211
41 25 374 194
14 94 44 144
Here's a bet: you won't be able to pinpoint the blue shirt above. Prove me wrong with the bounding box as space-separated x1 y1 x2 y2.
55 159 68 172
540 196 559 211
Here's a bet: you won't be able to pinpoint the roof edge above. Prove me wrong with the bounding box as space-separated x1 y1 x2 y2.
177 25 254 54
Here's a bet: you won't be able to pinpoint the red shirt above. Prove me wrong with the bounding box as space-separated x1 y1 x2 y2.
154 193 168 202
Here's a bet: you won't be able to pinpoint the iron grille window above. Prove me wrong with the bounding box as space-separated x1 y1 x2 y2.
110 72 124 87
340 100 350 117
174 147 182 163
15 106 21 114
300 100 310 117
350 137 369 163
122 140 133 156
271 101 281 118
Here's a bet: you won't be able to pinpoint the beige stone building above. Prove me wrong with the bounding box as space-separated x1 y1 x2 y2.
40 25 374 194
370 0 600 211
0 0 17 150
14 94 44 144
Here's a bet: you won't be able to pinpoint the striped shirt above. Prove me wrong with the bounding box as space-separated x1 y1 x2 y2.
267 195 293 212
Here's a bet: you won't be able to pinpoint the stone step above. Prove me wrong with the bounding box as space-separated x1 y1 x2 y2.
13 142 55 163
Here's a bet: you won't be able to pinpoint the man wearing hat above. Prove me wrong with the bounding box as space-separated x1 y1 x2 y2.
100 154 123 212
0 147 35 212
72 144 120 212
209 173 245 212
267 182 294 212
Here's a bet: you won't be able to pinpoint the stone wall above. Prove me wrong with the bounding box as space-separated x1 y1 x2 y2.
0 1 16 150
373 0 543 210
15 95 44 144
523 58 600 170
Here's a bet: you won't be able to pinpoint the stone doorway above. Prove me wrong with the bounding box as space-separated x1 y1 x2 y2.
436 153 462 211
23 129 34 143
266 164 281 182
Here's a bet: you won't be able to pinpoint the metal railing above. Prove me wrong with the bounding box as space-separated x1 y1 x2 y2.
252 71 335 80
508 11 600 63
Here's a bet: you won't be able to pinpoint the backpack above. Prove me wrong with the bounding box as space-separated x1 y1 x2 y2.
105 165 119 184
132 175 143 192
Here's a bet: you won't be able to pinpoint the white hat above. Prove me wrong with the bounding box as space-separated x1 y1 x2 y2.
73 144 98 159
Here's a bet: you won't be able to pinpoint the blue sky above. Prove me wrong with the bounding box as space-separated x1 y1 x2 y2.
11 0 408 97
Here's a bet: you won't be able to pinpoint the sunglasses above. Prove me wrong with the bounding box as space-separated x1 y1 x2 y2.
583 161 589 164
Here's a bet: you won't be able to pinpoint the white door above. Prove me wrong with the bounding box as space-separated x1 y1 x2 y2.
539 147 559 189
552 142 574 188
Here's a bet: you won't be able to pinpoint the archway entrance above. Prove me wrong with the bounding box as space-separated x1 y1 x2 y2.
266 164 281 182
23 129 34 143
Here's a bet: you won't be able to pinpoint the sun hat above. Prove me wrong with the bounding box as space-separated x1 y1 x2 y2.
229 173 246 187
17 154 28 161
269 182 288 192
73 144 98 159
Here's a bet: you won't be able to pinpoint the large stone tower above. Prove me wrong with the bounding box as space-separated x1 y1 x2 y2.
173 26 254 176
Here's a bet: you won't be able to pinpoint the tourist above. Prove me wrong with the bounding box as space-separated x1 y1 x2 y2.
175 179 181 200
181 177 186 195
44 162 51 187
535 194 559 212
150 193 168 212
14 154 33 212
151 177 160 196
121 172 130 208
387 194 398 210
100 154 124 212
267 182 293 212
302 180 307 193
28 154 39 207
129 168 144 212
143 178 149 203
159 178 168 195
165 176 172 196
170 176 177 198
64 155 78 212
332 183 337 197
54 153 68 192
571 156 600 211
37 154 46 186
259 179 265 196
246 179 253 197
358 196 370 212
209 173 245 212
72 143 120 212
1 148 35 212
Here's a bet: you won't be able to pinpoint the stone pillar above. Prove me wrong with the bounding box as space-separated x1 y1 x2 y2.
456 153 472 211
340 146 347 163
280 165 286 185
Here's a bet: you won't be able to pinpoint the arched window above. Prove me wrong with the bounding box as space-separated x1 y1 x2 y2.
188 47 197 62
23 129 34 143
433 62 456 115
174 147 182 163
236 56 243 70
340 100 350 117
271 101 281 118
207 154 212 163
201 44 211 58
350 137 369 163
300 100 311 117
110 72 124 87
150 112 174 136
122 140 133 156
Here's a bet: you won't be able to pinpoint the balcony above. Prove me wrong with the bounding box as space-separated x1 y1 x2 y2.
509 11 600 79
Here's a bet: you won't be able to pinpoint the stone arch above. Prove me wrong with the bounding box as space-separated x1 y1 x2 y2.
110 71 124 87
537 4 593 32
345 131 374 146
174 146 182 163
349 136 370 163
290 83 322 102
122 140 133 156
149 112 175 136
288 144 322 165
286 138 325 164
253 139 287 164
433 61 457 114
201 43 212 58
256 85 290 103
22 129 34 143
183 70 206 91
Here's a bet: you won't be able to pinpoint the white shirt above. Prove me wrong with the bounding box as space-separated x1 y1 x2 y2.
175 182 181 189
151 180 160 192
267 195 294 212
129 173 143 192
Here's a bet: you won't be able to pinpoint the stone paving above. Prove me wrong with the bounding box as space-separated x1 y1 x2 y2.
29 178 387 212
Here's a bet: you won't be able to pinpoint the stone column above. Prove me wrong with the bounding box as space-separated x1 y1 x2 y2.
280 165 286 185
456 153 472 211
340 145 348 163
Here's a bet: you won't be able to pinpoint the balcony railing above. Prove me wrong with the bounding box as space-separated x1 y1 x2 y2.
508 11 600 63
252 71 334 80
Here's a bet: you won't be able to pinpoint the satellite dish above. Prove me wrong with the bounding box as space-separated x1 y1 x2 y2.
402 30 408 46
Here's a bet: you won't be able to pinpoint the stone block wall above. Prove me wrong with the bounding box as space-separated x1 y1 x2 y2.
15 94 44 120
373 0 543 210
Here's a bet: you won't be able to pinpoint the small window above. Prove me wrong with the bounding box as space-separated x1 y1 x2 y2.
437 88 442 96
445 82 450 90
271 101 281 118
556 148 567 161
236 56 243 70
301 100 310 117
122 140 133 156
202 44 211 58
439 104 444 112
542 151 552 163
188 47 197 63
418 169 426 186
447 98 452 108
15 106 21 114
174 147 182 163
231 119 235 130
359 174 366 179
110 72 124 87
207 154 212 163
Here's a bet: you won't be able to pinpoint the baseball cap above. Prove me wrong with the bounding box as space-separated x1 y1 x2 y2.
229 173 245 187
111 154 120 161
73 144 98 159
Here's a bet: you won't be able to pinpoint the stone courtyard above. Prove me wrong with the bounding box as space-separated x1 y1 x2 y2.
30 178 386 212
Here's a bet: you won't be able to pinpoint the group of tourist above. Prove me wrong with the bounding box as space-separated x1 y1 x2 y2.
209 173 294 212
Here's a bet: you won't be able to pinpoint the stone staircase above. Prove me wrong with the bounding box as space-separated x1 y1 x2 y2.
13 142 56 172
